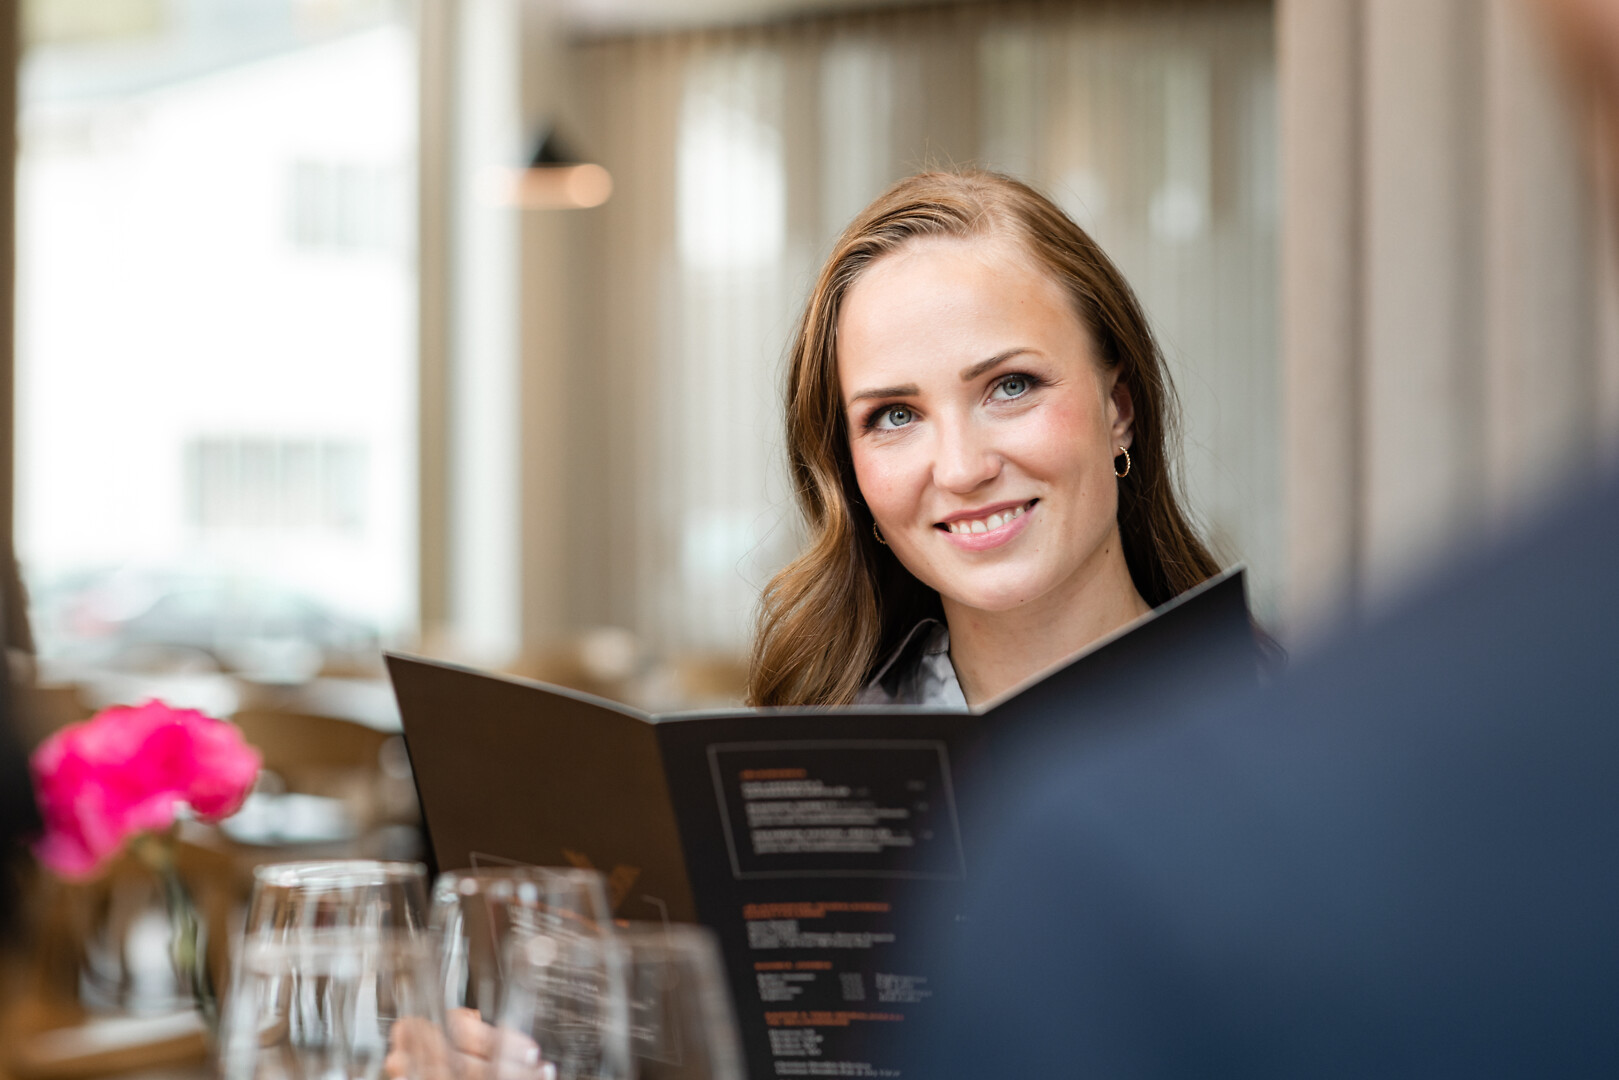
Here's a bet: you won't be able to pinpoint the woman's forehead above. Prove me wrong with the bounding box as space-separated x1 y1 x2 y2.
864 229 1038 281
835 233 1088 392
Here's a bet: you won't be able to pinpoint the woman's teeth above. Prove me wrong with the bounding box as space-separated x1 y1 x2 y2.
945 504 1027 535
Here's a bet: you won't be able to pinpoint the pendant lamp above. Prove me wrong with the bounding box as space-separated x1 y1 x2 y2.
506 128 612 209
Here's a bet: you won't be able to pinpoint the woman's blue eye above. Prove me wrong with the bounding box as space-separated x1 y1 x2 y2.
993 375 1034 399
878 406 914 429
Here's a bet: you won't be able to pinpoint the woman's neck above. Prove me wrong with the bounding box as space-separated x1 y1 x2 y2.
942 545 1151 707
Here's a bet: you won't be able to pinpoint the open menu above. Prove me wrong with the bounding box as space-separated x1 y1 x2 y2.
387 567 1255 1079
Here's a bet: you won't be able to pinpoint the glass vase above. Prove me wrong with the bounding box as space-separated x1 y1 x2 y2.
78 830 217 1032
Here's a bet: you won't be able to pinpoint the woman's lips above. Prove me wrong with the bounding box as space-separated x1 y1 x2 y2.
938 499 1037 551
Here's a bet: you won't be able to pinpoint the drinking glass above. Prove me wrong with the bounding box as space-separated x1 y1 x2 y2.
431 866 616 1026
241 859 431 940
493 923 632 1080
618 924 744 1080
219 860 443 1080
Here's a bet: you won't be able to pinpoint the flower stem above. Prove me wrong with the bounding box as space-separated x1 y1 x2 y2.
130 830 217 1032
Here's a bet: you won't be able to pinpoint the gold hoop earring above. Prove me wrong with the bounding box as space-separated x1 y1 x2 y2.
1114 446 1132 479
873 521 888 546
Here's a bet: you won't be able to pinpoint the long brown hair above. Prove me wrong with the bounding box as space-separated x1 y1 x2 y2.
747 170 1222 707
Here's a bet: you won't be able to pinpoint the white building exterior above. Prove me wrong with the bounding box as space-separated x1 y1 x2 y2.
17 19 417 648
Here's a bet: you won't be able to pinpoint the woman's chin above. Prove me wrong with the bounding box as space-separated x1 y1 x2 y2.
938 581 1047 616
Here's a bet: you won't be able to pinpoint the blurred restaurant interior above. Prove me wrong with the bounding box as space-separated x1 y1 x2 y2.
1 0 1617 1074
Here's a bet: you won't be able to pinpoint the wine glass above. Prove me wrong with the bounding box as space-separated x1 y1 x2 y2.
618 924 744 1080
493 921 632 1080
240 859 431 939
430 866 617 1027
219 860 444 1080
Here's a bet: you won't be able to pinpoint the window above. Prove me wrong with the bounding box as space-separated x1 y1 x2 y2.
185 437 368 533
17 0 418 668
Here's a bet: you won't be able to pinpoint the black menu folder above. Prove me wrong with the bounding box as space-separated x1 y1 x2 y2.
387 567 1255 1079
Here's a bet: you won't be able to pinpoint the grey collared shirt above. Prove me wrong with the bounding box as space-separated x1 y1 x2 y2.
854 619 969 710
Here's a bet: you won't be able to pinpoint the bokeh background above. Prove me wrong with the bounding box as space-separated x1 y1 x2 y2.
8 0 1617 715
1 1 1616 1073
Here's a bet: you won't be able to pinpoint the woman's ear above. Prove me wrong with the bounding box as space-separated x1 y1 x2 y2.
1109 376 1135 448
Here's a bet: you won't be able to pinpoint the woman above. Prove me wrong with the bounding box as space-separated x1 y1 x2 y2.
749 169 1221 709
388 168 1227 1079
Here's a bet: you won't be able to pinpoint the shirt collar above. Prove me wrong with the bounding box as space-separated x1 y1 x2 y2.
862 618 968 709
865 618 945 689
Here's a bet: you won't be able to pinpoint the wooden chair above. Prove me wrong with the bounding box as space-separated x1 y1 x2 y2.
669 652 749 708
230 708 423 836
231 709 392 787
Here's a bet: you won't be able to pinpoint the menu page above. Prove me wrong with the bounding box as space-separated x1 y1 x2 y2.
393 569 1255 1079
658 720 977 1079
653 571 1256 1078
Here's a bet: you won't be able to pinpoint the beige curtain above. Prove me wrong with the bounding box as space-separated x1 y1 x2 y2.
1281 0 1619 638
565 1 1278 655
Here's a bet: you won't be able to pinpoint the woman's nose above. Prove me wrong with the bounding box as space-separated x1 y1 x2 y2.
932 418 1001 493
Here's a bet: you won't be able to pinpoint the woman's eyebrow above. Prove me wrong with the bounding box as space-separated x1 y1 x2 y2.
847 348 1038 405
959 348 1034 382
847 383 919 404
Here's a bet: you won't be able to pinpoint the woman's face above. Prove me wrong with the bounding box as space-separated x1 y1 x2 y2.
837 234 1133 617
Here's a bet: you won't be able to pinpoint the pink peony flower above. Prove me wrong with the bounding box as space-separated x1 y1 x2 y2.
30 701 262 879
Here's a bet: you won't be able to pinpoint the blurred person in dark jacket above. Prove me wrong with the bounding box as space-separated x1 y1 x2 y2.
914 478 1619 1077
906 1 1619 1075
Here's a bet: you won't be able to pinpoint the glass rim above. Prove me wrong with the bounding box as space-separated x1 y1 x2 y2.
433 865 608 897
436 864 607 882
252 859 427 890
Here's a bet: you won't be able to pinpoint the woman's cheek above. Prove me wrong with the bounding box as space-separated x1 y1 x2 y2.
850 445 906 523
1004 404 1078 469
1020 394 1107 469
862 443 939 538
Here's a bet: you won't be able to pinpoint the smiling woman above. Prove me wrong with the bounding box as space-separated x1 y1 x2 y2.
748 170 1223 708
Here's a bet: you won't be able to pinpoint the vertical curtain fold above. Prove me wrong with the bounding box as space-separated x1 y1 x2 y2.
1282 0 1618 637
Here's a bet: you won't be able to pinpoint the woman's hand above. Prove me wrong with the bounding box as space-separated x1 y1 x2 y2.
385 1007 551 1080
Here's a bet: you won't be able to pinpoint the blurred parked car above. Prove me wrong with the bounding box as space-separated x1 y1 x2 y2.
30 568 382 683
